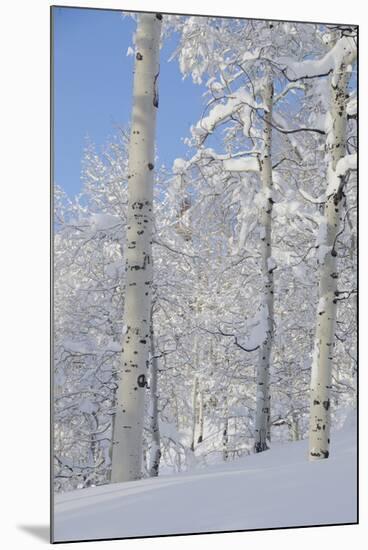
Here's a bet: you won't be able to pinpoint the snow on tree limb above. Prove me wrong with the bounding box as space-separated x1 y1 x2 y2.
326 153 357 197
191 88 263 144
282 36 356 84
223 157 259 172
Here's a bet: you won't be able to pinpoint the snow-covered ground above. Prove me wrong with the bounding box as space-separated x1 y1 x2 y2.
54 414 357 542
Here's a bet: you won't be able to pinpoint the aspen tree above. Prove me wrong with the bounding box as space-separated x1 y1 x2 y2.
190 374 198 451
111 13 162 482
308 35 356 460
254 78 275 453
223 396 229 461
197 390 204 444
148 314 161 476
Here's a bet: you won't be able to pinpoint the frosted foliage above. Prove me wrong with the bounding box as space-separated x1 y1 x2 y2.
177 17 216 83
54 17 356 501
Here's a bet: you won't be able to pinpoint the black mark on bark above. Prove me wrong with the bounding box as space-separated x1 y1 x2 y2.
137 374 146 388
153 72 159 108
322 399 330 411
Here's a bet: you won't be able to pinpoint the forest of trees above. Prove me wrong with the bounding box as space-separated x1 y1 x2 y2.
53 13 357 492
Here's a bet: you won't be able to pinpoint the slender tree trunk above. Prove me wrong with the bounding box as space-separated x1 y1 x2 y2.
197 390 204 444
172 390 180 430
111 13 162 482
254 78 274 453
149 311 161 477
108 408 116 482
85 412 98 487
223 397 229 461
308 48 353 460
190 318 200 451
284 355 299 442
190 374 198 452
290 411 300 442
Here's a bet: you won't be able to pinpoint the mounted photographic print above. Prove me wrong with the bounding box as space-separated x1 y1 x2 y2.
51 5 358 543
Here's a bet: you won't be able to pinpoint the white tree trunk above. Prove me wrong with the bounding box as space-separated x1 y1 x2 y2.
254 79 275 453
197 390 204 444
148 316 161 477
190 324 200 451
111 13 162 482
290 411 300 442
308 40 355 461
223 397 229 461
190 374 198 452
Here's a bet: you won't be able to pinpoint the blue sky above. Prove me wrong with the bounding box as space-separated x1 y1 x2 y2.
53 7 207 197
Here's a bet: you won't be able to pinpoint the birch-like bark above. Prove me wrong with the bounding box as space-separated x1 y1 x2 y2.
190 374 198 452
190 315 200 451
111 13 162 482
197 390 204 444
308 41 355 460
290 411 300 442
254 79 274 453
223 397 229 461
148 314 161 477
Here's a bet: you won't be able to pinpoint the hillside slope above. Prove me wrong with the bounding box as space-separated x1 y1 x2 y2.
54 415 357 542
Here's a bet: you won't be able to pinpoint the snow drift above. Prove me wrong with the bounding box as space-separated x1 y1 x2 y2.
53 413 357 542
